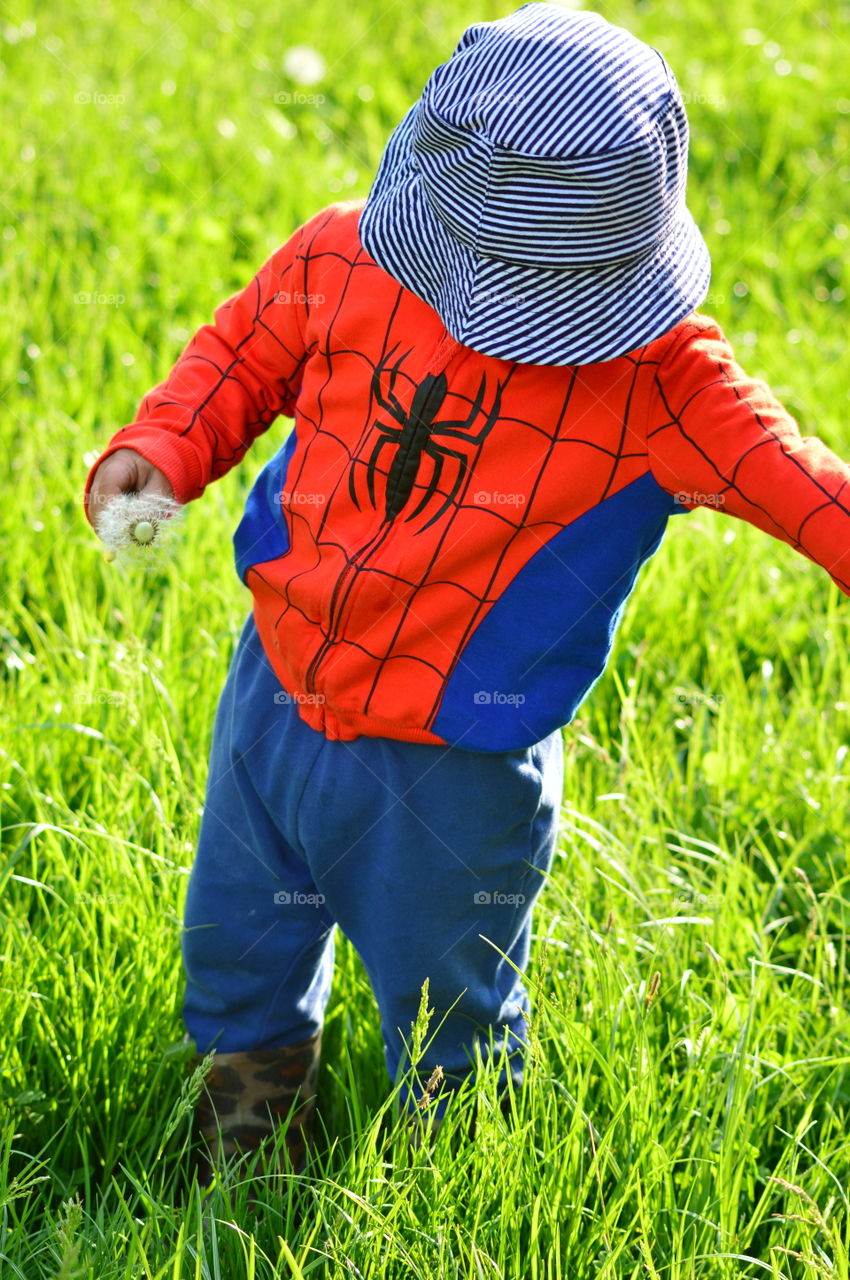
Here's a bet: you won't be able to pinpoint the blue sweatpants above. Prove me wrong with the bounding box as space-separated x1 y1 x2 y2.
182 609 564 1119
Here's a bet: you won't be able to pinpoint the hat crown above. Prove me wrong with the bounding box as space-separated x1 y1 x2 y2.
410 3 690 267
357 2 712 366
423 5 677 158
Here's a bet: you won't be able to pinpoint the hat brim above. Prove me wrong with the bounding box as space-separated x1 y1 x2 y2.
359 104 712 366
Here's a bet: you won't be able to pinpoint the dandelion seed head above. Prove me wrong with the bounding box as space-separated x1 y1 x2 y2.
131 519 155 545
96 492 185 572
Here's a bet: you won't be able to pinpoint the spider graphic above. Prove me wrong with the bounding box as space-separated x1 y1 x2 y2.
349 344 504 532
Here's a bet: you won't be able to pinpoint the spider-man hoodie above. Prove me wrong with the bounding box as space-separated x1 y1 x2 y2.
83 201 850 750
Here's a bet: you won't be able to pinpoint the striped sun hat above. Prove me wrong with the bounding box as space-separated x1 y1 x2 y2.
358 3 711 366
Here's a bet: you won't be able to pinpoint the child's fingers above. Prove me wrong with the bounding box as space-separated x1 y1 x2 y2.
88 452 140 531
90 451 137 497
137 463 175 500
88 449 173 530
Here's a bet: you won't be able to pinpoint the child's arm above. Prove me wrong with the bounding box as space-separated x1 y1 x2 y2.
81 214 317 531
646 316 850 595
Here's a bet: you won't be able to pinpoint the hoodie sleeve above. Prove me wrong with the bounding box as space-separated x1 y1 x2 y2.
81 214 318 528
646 315 850 596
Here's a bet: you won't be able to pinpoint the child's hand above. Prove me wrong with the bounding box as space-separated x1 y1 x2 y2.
88 448 174 534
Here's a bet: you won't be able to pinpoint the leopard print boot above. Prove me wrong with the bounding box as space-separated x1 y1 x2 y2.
192 1030 322 1186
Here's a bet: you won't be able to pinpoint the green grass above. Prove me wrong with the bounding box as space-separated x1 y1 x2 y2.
2 0 850 1274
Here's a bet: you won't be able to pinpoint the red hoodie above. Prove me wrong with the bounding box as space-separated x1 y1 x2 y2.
83 201 850 750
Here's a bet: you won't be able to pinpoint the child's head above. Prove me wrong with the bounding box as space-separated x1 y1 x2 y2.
360 2 710 366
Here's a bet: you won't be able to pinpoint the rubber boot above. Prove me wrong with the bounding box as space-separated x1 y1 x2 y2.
192 1030 322 1186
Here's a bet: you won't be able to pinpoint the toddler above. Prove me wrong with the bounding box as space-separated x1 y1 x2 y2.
84 3 850 1181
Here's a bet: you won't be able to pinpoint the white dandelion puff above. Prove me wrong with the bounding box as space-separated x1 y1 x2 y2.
282 45 325 84
96 492 185 572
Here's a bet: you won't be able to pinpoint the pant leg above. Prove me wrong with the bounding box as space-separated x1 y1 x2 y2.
296 725 564 1120
182 611 337 1053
